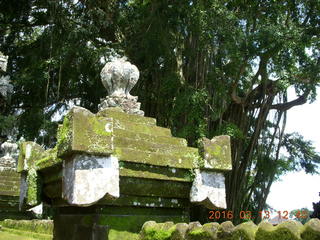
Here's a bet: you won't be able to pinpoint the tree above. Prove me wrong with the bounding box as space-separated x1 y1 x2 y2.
290 208 312 224
310 192 320 219
1 0 320 223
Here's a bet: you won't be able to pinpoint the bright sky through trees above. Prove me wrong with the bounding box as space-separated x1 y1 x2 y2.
267 87 320 212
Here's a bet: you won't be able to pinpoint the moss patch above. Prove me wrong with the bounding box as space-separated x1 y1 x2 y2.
301 218 320 240
256 221 302 240
198 136 232 171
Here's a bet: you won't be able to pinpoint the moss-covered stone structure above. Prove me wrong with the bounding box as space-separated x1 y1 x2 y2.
0 141 31 220
139 218 320 240
16 58 233 239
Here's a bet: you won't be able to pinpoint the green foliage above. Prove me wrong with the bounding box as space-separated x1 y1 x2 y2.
290 208 312 224
283 133 320 174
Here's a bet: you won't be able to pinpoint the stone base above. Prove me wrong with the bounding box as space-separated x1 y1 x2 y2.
98 96 144 116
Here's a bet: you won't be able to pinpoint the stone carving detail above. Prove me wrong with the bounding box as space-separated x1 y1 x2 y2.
62 154 120 206
0 140 19 170
0 52 13 99
190 170 227 209
0 53 8 72
98 57 144 116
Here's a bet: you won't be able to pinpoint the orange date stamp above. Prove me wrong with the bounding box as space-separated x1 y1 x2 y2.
208 210 309 220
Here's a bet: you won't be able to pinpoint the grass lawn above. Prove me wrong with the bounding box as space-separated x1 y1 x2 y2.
0 231 37 240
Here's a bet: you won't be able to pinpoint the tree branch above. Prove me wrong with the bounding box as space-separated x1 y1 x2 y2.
270 91 310 111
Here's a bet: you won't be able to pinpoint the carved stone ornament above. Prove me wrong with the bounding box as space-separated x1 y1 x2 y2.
98 57 144 116
0 140 19 170
0 52 13 99
0 52 8 72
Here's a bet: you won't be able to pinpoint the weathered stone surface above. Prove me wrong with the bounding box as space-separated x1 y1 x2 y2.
0 52 13 99
256 220 303 240
199 136 232 171
171 223 189 240
140 220 175 240
17 141 45 172
97 107 156 125
202 222 220 239
57 106 113 157
35 147 62 170
62 154 119 206
113 128 187 147
119 162 192 182
301 218 320 240
120 177 191 199
99 58 144 115
217 221 235 239
190 169 227 209
0 52 8 72
115 148 195 169
232 221 257 240
99 194 190 209
114 136 197 157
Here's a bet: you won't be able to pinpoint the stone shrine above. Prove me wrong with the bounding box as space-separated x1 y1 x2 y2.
17 58 232 240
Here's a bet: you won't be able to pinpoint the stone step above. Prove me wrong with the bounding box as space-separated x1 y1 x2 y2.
97 108 157 126
0 190 19 196
119 162 192 182
0 180 20 186
99 194 190 209
120 177 191 199
114 136 197 156
0 182 19 188
112 119 171 137
0 171 20 178
113 128 187 147
0 185 19 192
116 147 195 169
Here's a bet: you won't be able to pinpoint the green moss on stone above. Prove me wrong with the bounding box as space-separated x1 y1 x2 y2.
114 128 187 147
98 194 190 209
301 218 320 240
108 229 139 240
198 136 232 171
119 161 191 182
116 147 194 169
57 113 72 157
35 147 62 170
26 168 42 207
140 221 175 240
17 142 45 172
97 107 156 126
256 220 303 240
231 221 257 240
187 228 213 240
120 177 191 198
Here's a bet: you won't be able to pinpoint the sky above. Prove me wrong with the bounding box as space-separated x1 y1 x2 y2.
267 87 320 213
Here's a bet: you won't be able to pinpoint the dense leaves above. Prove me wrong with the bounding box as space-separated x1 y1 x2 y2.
1 0 320 223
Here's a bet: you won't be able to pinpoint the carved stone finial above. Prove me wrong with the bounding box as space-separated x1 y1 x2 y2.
0 52 8 72
98 57 144 116
0 140 19 170
0 52 13 99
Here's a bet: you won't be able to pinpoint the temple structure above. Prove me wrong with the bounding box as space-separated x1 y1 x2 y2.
16 58 232 239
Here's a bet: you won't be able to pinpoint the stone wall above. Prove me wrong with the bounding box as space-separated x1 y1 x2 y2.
139 219 320 240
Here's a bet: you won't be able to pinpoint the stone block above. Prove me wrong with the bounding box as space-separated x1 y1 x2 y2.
301 218 320 240
256 220 303 240
17 142 45 172
231 221 257 240
198 136 232 171
62 153 119 206
57 106 113 157
190 170 227 209
217 221 235 239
